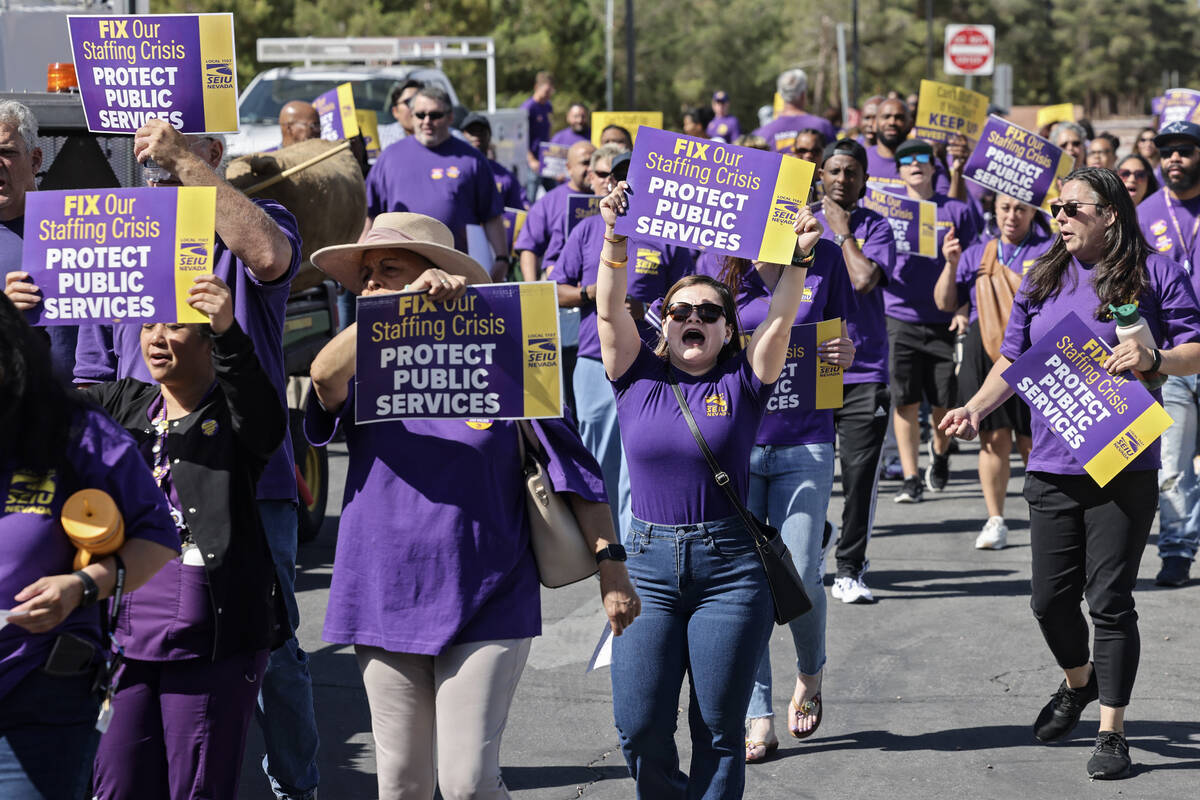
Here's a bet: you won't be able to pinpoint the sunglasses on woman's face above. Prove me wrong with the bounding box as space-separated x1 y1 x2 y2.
1118 169 1147 181
1050 201 1106 218
666 301 725 324
897 153 932 166
413 111 447 121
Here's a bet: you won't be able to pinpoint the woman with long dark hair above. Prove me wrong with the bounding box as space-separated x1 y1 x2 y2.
941 168 1200 780
1116 153 1159 206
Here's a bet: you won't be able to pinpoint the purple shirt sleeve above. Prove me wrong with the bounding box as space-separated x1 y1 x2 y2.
73 324 117 384
514 195 549 255
554 224 585 286
858 212 897 286
1151 255 1200 349
528 415 607 502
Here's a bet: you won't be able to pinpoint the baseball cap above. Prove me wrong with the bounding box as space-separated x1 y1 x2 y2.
894 138 934 162
821 138 868 173
713 91 730 103
1154 120 1200 148
460 112 491 133
612 151 632 180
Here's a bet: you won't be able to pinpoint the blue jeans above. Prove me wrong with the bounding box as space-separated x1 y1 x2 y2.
611 516 774 800
745 443 833 718
1158 375 1200 560
256 500 320 800
573 356 632 541
0 670 99 800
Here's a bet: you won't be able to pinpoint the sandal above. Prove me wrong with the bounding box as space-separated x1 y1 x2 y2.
787 692 822 739
745 738 779 764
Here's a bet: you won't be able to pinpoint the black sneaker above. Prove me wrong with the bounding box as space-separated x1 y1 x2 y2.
1155 556 1191 587
894 476 924 503
1087 731 1131 779
1033 668 1098 742
925 440 950 492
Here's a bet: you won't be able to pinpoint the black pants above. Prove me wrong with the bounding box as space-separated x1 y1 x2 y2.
1025 470 1157 708
833 382 891 578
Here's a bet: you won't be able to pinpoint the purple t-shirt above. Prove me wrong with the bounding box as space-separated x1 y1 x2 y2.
489 158 529 210
554 213 693 360
884 193 978 324
2 215 78 379
866 145 951 195
752 113 837 153
305 386 606 655
814 204 897 384
1137 188 1200 297
366 136 504 253
707 115 741 142
955 231 1054 324
0 408 178 702
1000 253 1200 474
693 249 726 280
514 181 579 273
522 97 553 156
550 127 589 147
735 239 858 445
613 344 773 524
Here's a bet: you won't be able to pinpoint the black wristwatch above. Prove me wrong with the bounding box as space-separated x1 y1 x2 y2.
73 570 100 608
595 544 627 564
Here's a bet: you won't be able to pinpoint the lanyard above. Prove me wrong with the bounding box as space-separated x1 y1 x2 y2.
1164 188 1200 273
997 230 1031 269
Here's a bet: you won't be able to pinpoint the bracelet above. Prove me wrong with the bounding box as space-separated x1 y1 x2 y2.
1150 348 1163 373
790 248 816 267
600 256 628 269
604 234 627 244
73 569 100 608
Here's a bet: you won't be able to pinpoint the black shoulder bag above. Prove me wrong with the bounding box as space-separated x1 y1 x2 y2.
667 370 812 624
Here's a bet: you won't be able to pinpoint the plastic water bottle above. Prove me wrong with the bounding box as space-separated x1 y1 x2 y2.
1109 303 1167 390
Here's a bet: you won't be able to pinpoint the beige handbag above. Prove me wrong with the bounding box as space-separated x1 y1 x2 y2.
517 421 598 588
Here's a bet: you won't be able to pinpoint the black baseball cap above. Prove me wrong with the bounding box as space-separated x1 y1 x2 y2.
612 151 632 180
821 138 868 173
894 138 934 163
460 112 491 133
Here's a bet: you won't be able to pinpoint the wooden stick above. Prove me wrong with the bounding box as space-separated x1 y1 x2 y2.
243 140 353 195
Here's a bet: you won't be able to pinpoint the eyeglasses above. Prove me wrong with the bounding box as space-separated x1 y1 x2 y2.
1138 135 1157 143
897 153 932 166
413 111 447 121
592 169 611 179
1158 144 1197 159
1117 169 1147 181
1050 201 1106 218
665 301 725 324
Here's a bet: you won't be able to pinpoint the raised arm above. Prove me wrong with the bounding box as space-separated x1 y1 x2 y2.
595 182 642 380
933 224 961 313
745 208 823 384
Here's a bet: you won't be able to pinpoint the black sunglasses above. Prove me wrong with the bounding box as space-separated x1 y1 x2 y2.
592 169 612 179
413 111 447 121
1118 168 1147 180
1050 201 1106 218
1159 144 1197 159
666 301 725 324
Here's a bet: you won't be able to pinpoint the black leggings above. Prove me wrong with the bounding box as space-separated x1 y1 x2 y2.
1024 470 1157 708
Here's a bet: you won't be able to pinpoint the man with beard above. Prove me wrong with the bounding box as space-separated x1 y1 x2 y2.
811 138 897 604
752 68 836 153
866 98 950 195
550 103 591 147
1137 120 1200 587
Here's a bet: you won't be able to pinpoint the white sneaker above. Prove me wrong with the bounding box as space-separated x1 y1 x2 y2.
976 516 1009 550
832 575 875 604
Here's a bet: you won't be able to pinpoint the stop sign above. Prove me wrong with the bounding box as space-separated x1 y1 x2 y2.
944 24 995 76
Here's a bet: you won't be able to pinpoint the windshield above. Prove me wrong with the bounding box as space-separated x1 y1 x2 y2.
239 76 403 125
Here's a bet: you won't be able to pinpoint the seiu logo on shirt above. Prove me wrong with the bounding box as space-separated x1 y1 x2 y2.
431 168 445 180
4 469 57 516
1155 235 1174 253
800 285 815 303
447 166 461 179
704 393 730 417
635 248 662 275
1151 220 1168 237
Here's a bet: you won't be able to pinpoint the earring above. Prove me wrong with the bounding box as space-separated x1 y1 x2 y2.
723 337 730 345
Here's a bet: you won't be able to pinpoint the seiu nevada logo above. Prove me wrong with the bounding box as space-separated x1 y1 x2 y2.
704 393 730 417
178 240 209 270
205 61 234 89
770 197 802 225
527 337 557 366
1114 430 1144 459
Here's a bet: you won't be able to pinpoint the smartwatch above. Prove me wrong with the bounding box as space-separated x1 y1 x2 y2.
73 570 99 608
595 544 627 564
832 233 847 247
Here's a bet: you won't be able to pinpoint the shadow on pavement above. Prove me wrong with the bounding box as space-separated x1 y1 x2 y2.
502 764 630 791
861 568 1030 599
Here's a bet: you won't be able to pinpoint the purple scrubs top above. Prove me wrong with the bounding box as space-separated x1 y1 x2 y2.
866 145 951 195
1000 253 1200 475
0 408 178 702
707 115 741 142
72 199 302 502
515 182 578 274
612 344 773 524
522 97 554 156
366 136 504 253
752 114 837 153
955 230 1054 324
814 204 897 384
304 386 606 655
883 193 978 324
550 128 590 147
1137 188 1200 297
554 213 694 360
489 158 529 210
735 239 858 445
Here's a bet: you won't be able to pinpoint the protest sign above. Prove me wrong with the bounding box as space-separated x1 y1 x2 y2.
590 111 663 147
860 184 937 257
1158 89 1200 126
614 127 814 263
314 83 360 141
913 79 989 147
21 187 215 326
763 319 844 412
539 142 569 179
963 115 1073 210
566 194 601 236
356 110 381 157
68 13 237 134
502 207 527 254
1003 312 1172 487
355 282 562 423
1035 103 1076 130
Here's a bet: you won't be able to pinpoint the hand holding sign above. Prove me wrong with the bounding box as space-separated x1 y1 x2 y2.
795 205 823 257
134 118 199 178
3 271 40 311
186 274 233 333
817 332 855 369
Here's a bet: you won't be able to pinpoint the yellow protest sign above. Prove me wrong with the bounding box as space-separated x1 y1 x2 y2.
591 112 663 147
913 79 989 147
1036 103 1076 129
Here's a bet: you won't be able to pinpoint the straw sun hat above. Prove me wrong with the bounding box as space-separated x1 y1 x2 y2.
310 212 490 294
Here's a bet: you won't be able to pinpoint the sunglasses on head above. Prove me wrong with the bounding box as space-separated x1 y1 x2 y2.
413 111 447 121
1050 201 1106 218
1158 144 1197 159
1118 168 1147 180
897 153 932 166
666 301 725 324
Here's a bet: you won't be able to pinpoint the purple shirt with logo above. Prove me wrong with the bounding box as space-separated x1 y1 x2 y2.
955 230 1054 324
1000 253 1200 475
866 145 951 195
884 193 978 324
514 182 579 273
752 113 837 153
522 97 554 156
305 386 605 654
489 159 529 210
813 204 897 384
707 115 741 142
1137 188 1200 297
550 127 590 147
0 408 178 703
612 344 773 524
72 199 302 502
735 239 858 445
555 213 693 360
366 136 504 252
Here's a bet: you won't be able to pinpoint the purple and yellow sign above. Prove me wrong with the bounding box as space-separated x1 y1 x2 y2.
566 194 601 236
590 112 663 147
355 282 562 422
356 110 381 158
21 187 216 325
68 13 237 134
1003 312 1172 486
1158 89 1200 126
314 83 360 141
539 142 569 179
963 115 1073 210
861 184 937 258
913 79 989 148
614 127 814 263
764 319 844 412
502 207 527 254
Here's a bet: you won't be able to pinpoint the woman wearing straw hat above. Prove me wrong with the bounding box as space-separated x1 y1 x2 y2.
0 295 178 800
304 212 640 800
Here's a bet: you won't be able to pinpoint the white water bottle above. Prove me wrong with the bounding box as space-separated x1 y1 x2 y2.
1109 303 1167 391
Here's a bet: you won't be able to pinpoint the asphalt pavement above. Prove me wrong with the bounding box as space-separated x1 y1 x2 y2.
239 438 1200 799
